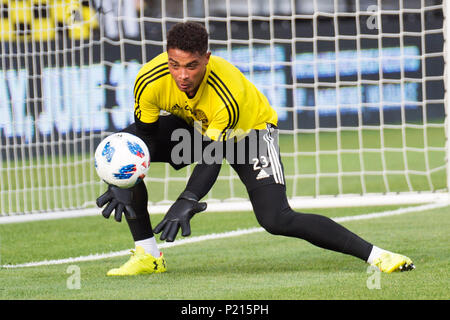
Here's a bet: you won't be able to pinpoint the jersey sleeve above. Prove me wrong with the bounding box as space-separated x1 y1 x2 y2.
134 92 160 124
133 55 169 124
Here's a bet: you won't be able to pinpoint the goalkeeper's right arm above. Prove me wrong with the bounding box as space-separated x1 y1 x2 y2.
153 163 221 241
184 162 222 200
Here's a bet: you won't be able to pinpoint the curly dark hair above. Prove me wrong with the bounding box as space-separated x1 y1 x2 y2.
167 22 209 55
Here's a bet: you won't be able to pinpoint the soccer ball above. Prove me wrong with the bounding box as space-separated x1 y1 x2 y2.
94 132 150 188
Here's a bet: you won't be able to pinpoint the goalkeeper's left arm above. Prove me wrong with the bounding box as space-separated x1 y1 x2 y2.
153 162 222 242
96 115 158 222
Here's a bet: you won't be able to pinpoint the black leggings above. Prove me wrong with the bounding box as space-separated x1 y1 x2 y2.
128 180 373 261
121 117 373 261
249 184 373 261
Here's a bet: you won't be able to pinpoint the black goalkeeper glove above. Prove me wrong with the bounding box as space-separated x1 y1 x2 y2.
153 191 207 242
96 184 137 222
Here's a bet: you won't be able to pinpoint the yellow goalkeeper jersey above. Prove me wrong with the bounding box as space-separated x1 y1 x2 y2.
133 52 278 141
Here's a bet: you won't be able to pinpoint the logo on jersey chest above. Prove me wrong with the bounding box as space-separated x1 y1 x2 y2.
170 103 208 125
170 103 183 113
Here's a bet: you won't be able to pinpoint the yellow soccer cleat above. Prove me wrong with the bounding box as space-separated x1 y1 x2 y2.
107 246 167 276
371 252 415 273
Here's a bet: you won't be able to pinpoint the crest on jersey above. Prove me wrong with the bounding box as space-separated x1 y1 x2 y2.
193 109 208 125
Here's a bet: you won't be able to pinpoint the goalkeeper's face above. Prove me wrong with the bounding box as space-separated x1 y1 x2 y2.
168 48 211 97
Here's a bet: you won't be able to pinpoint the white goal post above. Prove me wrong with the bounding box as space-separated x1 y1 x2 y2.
0 0 449 220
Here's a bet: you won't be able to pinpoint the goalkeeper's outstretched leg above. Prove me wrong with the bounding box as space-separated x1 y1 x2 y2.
248 183 415 273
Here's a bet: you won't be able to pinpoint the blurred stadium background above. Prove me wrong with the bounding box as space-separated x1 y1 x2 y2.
0 0 448 219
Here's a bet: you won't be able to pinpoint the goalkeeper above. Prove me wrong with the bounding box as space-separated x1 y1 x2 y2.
97 22 415 276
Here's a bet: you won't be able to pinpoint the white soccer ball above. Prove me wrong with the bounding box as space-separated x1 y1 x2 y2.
94 132 150 188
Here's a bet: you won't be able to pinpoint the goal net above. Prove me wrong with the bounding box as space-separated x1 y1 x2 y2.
0 0 448 218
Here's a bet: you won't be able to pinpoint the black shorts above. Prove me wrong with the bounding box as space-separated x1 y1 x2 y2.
123 115 285 192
